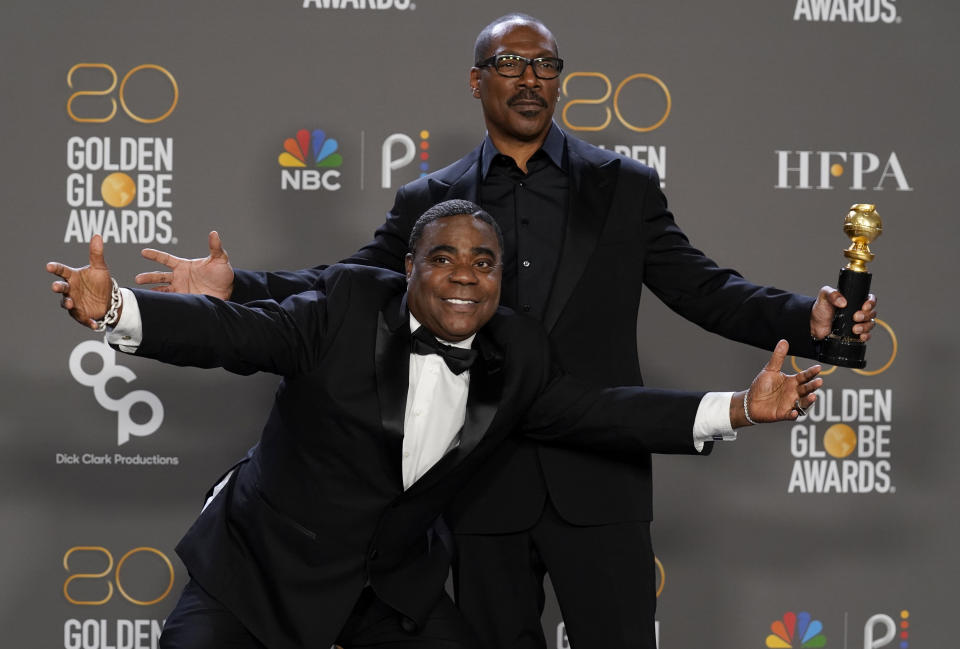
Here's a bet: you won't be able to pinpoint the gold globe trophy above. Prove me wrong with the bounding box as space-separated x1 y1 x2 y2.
818 204 882 368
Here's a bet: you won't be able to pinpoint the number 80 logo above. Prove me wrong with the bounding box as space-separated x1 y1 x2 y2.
63 546 175 606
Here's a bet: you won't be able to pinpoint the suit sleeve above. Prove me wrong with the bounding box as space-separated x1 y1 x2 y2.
231 187 416 303
131 269 351 376
504 316 708 456
636 168 818 359
521 374 708 456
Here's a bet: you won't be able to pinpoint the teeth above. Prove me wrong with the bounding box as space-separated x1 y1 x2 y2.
444 299 474 304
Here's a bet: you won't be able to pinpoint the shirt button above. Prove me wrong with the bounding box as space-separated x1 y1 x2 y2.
518 182 525 188
520 218 529 226
522 260 531 268
403 451 410 459
522 305 531 312
414 409 422 416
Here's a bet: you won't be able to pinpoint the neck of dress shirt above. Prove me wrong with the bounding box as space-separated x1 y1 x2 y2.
401 315 475 490
478 122 569 320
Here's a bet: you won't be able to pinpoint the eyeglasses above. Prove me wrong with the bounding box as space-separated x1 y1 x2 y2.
475 54 564 80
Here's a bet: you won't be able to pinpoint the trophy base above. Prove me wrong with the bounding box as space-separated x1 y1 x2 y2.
819 335 867 369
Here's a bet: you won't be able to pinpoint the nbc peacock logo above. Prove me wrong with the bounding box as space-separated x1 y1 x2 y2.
278 128 343 191
766 611 826 648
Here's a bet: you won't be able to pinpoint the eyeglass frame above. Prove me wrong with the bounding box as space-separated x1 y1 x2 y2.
474 54 565 80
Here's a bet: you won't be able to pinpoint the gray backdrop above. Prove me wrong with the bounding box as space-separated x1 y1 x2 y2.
3 1 955 648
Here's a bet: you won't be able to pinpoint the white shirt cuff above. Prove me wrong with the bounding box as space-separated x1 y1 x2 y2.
692 391 738 452
105 288 143 353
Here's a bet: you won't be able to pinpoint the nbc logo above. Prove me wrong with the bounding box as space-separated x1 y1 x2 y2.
279 128 342 191
766 609 911 649
766 612 826 648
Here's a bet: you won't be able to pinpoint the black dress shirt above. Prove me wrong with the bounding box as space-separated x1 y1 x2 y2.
478 124 568 320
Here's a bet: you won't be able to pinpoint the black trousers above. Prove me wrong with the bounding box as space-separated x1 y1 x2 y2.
159 580 479 649
453 499 657 649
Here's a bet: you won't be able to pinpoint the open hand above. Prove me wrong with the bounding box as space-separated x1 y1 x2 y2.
47 234 114 329
738 340 822 425
136 230 234 300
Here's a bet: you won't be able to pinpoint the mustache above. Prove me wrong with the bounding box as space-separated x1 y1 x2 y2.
507 90 547 107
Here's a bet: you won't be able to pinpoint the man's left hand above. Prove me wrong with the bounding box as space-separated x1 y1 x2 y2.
810 285 878 341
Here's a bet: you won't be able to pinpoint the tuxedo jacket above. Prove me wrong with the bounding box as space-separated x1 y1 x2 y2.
130 264 706 649
232 130 817 531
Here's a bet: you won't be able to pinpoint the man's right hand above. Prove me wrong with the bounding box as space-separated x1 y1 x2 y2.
47 234 115 329
136 230 235 300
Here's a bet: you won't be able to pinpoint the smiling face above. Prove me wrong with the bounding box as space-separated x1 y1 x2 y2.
404 214 502 342
470 20 560 148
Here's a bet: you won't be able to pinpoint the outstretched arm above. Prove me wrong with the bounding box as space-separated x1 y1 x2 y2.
49 236 342 377
135 230 235 300
47 234 116 329
137 186 420 303
523 340 822 455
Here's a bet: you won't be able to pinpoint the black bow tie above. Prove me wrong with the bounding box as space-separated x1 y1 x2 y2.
411 326 479 375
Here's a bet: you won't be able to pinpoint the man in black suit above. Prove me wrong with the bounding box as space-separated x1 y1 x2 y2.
49 200 821 649
131 13 877 649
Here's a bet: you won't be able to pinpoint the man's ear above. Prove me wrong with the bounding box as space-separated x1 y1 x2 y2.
404 253 413 280
469 68 481 96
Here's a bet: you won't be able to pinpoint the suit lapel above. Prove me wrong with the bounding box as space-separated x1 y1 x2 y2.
456 328 503 456
542 144 621 333
427 144 482 204
375 294 410 461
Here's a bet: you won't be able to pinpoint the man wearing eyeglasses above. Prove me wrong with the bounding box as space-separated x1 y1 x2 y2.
136 12 878 649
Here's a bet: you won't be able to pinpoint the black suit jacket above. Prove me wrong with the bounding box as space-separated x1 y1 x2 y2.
130 264 705 649
232 129 817 530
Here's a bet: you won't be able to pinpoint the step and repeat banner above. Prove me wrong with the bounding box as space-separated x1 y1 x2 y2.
2 1 956 648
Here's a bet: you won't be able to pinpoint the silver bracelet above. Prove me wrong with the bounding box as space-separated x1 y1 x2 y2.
92 278 122 332
743 389 759 426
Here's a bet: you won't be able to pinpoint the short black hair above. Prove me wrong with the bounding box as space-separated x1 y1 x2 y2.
473 13 558 64
408 200 504 258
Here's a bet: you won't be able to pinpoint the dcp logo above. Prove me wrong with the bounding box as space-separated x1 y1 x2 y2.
69 340 164 445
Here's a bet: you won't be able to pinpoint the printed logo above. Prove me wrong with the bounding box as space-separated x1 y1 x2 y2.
865 611 911 649
764 610 911 649
382 130 431 189
279 128 343 191
63 545 176 649
562 71 670 187
302 0 416 10
788 319 897 494
61 340 178 466
793 0 900 23
69 340 164 446
775 151 912 191
767 611 826 648
789 389 894 494
64 63 178 245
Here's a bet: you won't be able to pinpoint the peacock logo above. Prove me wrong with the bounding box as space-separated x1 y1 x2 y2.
278 128 342 191
766 611 826 648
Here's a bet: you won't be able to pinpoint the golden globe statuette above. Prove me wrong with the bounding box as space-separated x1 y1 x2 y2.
818 204 882 369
